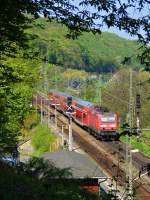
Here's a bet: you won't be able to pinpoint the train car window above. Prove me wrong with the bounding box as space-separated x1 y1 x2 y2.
83 113 87 118
77 104 83 108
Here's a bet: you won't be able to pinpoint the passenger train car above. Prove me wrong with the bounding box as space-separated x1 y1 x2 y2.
48 90 119 140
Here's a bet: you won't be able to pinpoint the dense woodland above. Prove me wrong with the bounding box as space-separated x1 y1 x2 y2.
0 0 150 199
1 0 149 154
29 18 142 73
30 18 150 128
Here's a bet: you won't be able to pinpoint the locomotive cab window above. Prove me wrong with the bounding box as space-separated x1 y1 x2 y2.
100 114 115 122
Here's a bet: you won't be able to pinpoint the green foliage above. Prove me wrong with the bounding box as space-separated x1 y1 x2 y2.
29 18 142 73
0 161 52 200
1 0 149 65
120 133 150 157
30 124 57 156
62 69 87 80
0 45 41 154
19 157 97 200
1 1 149 155
102 69 150 128
23 112 40 132
0 158 97 200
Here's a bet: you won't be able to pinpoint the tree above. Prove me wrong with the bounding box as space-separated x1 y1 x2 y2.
62 69 87 81
0 45 41 154
102 69 150 127
0 158 97 200
0 0 149 66
1 0 150 152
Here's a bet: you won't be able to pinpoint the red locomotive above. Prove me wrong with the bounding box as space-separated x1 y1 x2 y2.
48 90 119 140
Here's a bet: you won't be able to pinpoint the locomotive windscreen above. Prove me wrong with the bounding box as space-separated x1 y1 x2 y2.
100 114 115 122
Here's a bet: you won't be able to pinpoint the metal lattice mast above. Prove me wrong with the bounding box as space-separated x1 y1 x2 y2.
68 115 73 151
43 46 49 93
99 74 102 106
126 68 134 200
136 80 141 141
96 74 102 106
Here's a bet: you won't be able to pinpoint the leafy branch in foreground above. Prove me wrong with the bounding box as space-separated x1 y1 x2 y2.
0 0 150 66
3 157 96 200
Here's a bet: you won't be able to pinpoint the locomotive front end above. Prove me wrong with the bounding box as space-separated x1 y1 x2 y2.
98 113 119 140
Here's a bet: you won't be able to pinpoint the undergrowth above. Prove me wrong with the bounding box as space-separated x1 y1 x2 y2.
30 123 57 156
120 130 150 157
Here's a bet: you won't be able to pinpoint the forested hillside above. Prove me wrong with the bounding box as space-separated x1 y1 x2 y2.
28 18 141 73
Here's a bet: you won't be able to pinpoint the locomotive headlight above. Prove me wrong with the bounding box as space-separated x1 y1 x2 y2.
109 124 116 127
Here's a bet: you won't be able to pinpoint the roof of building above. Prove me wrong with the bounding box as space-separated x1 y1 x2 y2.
42 150 105 179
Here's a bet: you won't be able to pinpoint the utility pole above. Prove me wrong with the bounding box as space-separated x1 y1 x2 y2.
98 74 102 106
46 99 49 126
43 46 49 93
66 96 74 151
36 94 38 110
55 104 57 129
68 114 73 151
136 93 141 141
41 96 43 123
61 125 64 147
125 68 134 200
35 94 38 120
12 145 20 166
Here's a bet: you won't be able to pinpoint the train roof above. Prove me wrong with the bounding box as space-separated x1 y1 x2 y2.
49 90 115 112
49 90 94 107
73 97 94 107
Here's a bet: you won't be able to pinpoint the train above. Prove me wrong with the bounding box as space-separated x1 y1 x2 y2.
48 90 119 140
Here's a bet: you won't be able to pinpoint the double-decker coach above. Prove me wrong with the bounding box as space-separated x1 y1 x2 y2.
48 90 119 140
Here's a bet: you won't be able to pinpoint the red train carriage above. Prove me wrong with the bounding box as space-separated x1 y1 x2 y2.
48 90 67 111
72 98 95 126
48 91 60 106
48 90 119 140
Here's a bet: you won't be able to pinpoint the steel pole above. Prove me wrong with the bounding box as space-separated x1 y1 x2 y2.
41 97 43 123
61 125 64 147
68 115 73 151
55 104 57 129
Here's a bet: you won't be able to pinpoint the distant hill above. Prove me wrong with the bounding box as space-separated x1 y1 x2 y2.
28 18 141 73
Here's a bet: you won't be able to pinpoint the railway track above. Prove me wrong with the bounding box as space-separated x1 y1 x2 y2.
58 114 150 200
102 141 150 170
33 93 150 200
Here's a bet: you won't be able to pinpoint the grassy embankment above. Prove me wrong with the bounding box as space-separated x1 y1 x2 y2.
30 123 58 157
120 130 150 157
21 112 58 157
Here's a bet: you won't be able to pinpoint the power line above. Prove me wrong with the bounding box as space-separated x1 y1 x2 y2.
103 90 129 105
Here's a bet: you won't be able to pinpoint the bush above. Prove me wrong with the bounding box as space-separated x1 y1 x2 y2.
30 124 56 156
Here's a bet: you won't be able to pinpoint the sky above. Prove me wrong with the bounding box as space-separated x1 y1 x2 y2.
73 0 149 41
102 26 137 40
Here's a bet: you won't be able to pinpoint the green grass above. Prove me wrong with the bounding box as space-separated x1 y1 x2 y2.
30 123 57 156
120 131 150 157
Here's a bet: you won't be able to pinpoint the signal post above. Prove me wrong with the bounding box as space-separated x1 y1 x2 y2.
66 96 76 151
136 94 141 141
